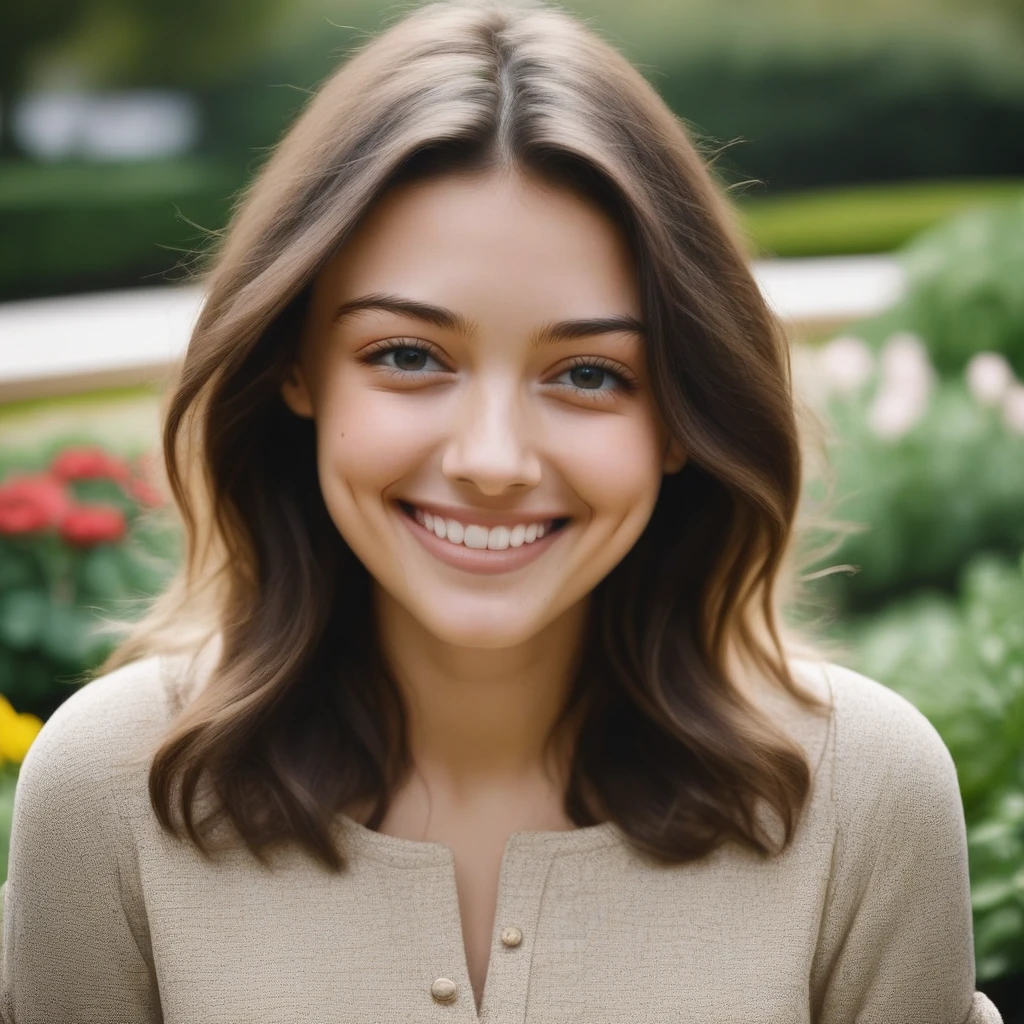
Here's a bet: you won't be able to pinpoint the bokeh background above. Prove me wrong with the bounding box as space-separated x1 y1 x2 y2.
2 0 1024 1014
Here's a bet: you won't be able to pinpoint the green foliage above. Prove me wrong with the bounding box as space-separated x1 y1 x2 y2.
836 550 1024 980
62 0 293 90
853 195 1024 377
0 762 16 884
0 157 242 301
801 189 1024 618
806 378 1024 612
2 0 295 116
655 30 1024 194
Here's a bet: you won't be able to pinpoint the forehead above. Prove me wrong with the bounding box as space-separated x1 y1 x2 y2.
315 168 640 321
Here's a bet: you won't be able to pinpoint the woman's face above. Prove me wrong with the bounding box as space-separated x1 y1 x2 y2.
283 167 686 649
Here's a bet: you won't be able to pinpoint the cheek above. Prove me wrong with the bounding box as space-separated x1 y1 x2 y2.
552 408 665 520
314 383 435 490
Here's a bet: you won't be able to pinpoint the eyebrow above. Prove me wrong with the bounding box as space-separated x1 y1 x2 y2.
332 293 645 347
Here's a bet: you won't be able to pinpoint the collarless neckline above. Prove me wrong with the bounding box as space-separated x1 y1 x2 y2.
334 811 623 866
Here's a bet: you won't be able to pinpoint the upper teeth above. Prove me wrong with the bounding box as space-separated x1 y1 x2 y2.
413 507 555 550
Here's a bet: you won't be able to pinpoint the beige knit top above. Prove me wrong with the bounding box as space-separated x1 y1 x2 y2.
0 652 1004 1023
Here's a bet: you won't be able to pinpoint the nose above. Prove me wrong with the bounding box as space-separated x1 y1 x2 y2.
440 376 542 496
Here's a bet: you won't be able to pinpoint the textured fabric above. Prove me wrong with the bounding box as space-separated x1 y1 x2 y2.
0 652 1005 1024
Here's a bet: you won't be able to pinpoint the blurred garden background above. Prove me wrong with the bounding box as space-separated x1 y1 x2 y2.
2 0 1024 1015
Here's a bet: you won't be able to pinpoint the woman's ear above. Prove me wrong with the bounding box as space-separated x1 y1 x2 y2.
281 365 315 419
663 438 687 475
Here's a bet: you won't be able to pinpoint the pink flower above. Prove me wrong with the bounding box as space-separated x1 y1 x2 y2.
867 333 936 440
867 387 930 441
0 474 70 536
879 332 933 388
966 353 1015 407
51 446 131 485
818 335 874 395
59 504 127 546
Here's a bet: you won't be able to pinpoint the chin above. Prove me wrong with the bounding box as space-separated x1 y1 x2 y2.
418 608 548 650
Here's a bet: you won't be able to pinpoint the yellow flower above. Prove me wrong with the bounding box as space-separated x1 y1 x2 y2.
0 695 43 765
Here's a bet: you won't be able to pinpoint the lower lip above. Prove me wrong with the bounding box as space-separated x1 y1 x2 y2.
395 504 569 575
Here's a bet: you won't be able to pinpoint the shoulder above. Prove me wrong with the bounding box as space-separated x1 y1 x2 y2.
17 652 205 821
794 659 961 825
821 660 955 782
24 656 176 768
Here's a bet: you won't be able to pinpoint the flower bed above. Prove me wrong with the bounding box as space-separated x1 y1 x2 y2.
0 441 180 722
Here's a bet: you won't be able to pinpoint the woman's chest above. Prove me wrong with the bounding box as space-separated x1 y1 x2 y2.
139 828 834 1024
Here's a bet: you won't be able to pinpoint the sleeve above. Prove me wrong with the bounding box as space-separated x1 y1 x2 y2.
810 677 1004 1024
0 682 162 1023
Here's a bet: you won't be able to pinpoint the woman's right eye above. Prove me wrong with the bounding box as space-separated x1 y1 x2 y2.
363 341 447 374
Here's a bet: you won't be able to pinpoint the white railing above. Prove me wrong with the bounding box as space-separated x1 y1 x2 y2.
0 255 906 404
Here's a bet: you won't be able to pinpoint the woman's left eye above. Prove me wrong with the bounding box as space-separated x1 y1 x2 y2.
552 362 633 394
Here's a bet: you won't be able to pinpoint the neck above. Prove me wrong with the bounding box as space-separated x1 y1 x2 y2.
372 585 590 804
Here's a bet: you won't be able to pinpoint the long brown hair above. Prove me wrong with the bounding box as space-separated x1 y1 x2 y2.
97 0 851 872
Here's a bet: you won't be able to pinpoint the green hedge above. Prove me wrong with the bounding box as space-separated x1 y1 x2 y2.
657 31 1024 194
0 158 241 301
739 180 1024 258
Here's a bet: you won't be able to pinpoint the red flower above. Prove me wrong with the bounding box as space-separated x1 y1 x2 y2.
59 504 127 546
0 475 70 536
51 446 131 485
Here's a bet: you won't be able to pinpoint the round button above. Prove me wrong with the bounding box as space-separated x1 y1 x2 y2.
500 926 523 947
431 977 457 1003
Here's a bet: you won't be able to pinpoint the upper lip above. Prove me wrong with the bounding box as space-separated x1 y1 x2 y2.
398 499 569 528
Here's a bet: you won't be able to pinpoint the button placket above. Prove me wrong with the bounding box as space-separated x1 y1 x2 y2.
477 839 558 1024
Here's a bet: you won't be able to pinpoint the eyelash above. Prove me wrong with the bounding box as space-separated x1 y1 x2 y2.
358 338 640 399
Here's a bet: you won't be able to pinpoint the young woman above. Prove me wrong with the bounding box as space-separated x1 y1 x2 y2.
0 1 1001 1021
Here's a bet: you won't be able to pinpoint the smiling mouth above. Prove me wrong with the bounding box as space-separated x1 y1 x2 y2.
396 500 571 551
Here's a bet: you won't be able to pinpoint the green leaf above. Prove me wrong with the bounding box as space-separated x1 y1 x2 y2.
0 589 50 651
972 877 1018 912
40 603 101 667
0 545 43 590
76 545 130 601
8 653 56 704
0 768 18 884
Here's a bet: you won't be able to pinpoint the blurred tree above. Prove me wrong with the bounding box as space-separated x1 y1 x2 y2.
61 0 296 89
948 0 1024 32
0 1 93 157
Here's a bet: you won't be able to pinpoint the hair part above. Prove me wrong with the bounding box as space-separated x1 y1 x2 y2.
96 0 855 872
